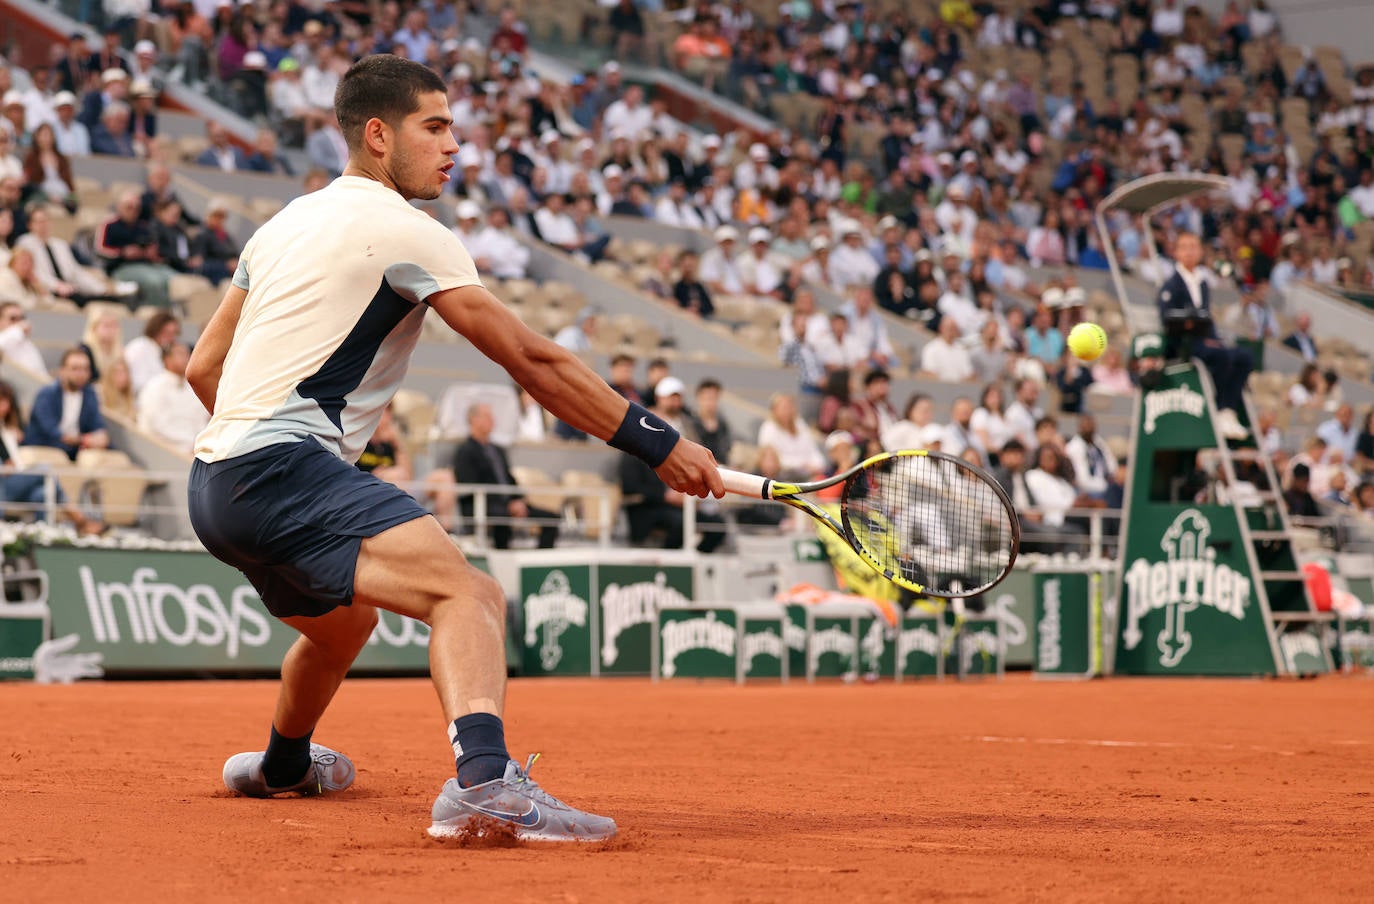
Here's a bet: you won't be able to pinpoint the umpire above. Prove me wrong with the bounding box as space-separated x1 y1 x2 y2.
1156 230 1252 440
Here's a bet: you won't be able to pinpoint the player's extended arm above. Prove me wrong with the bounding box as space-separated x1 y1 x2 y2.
429 284 723 498
186 284 248 415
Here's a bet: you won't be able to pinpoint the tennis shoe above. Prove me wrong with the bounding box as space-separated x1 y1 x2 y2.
428 754 617 842
222 743 356 798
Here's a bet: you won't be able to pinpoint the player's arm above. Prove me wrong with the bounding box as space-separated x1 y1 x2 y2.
429 284 723 498
186 284 248 415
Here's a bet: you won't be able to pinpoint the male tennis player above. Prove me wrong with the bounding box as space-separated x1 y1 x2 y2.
186 54 723 842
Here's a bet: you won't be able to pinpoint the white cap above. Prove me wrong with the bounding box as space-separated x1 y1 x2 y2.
825 430 855 452
702 134 722 149
839 219 862 237
603 164 625 180
1064 287 1087 306
945 182 967 199
1 90 23 108
53 91 76 107
859 73 879 88
654 376 685 398
576 137 596 153
440 38 460 53
749 142 769 161
134 39 157 55
748 226 771 244
455 199 482 220
449 63 473 81
130 79 156 97
936 151 954 167
101 67 128 83
876 215 899 232
457 146 483 168
810 236 830 251
714 225 739 243
602 61 620 74
1041 287 1066 309
959 149 978 165
242 51 267 70
540 129 562 145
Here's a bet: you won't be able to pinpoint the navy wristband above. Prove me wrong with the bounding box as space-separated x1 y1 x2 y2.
608 402 680 468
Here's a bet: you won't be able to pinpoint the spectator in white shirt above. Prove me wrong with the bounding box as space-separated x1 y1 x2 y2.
554 305 601 352
0 302 47 376
937 270 983 339
881 392 937 452
124 311 180 395
1003 377 1044 449
934 183 978 251
919 317 975 383
136 341 207 453
839 286 894 370
699 225 744 295
49 92 90 157
534 192 610 261
736 227 784 297
799 237 838 291
1317 403 1359 461
602 85 655 141
778 286 827 345
1348 169 1374 219
828 221 880 291
1064 414 1119 501
470 207 531 280
734 142 779 193
1025 445 1086 537
653 179 705 229
757 393 825 479
812 311 868 372
1151 0 1185 38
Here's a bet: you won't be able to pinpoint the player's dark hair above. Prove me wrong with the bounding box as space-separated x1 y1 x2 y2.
335 54 446 152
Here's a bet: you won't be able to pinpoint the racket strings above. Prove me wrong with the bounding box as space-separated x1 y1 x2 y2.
843 454 1015 595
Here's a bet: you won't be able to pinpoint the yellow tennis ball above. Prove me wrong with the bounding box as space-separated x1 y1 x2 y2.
1067 322 1107 362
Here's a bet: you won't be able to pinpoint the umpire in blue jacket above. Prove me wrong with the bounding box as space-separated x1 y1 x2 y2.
1156 231 1252 439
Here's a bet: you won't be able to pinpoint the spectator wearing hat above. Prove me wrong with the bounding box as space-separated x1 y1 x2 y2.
130 40 166 96
472 207 530 280
49 92 89 158
672 250 714 318
127 78 159 147
829 220 880 291
270 58 310 145
0 93 29 154
700 225 745 295
603 85 655 143
78 67 128 131
737 226 785 297
226 50 270 120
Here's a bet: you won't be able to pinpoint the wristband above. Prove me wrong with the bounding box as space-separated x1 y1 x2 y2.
608 402 680 468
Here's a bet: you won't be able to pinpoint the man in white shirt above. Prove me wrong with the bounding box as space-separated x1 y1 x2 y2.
1064 414 1119 501
839 286 894 370
934 183 978 251
50 92 90 157
1316 403 1359 461
828 221 880 291
138 341 209 453
653 179 705 229
1348 169 1374 219
699 226 744 295
918 317 974 383
733 143 778 193
601 85 655 141
468 207 530 280
937 270 983 339
811 311 868 372
736 227 784 297
1003 377 1044 449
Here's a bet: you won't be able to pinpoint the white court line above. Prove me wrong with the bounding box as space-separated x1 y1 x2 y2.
968 735 1300 756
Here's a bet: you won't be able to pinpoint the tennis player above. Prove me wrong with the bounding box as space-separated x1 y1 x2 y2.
186 54 723 842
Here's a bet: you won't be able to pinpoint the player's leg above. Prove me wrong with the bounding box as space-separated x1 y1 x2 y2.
352 515 616 842
274 602 380 740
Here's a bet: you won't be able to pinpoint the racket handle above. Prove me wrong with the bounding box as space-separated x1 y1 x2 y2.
718 467 771 499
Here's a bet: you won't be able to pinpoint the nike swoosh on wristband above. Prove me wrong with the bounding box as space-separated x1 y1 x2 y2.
463 800 542 828
639 417 665 432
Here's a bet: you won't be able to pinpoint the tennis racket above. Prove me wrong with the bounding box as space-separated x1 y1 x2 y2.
718 449 1020 598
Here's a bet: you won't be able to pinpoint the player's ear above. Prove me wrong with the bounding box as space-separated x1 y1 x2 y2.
363 116 389 157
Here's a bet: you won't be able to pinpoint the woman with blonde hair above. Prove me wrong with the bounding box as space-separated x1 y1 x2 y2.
0 248 52 310
757 392 825 480
80 303 127 381
97 357 137 420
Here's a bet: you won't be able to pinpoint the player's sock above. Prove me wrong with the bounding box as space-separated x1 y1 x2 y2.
262 725 313 788
449 713 510 787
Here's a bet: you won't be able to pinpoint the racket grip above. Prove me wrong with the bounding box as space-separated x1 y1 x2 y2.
718 467 771 499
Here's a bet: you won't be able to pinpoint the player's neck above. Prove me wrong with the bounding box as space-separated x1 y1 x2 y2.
342 160 401 196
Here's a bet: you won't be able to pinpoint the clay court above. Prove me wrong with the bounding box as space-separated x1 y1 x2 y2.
2 675 1371 902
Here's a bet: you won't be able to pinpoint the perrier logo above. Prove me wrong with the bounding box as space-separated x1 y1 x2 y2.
1122 509 1250 668
602 572 689 666
1143 385 1205 434
661 611 736 677
523 570 589 671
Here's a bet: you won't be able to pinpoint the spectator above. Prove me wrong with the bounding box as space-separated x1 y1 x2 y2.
848 369 898 447
649 376 689 434
602 85 654 142
1065 414 1119 503
990 438 1043 539
534 192 610 262
757 393 824 480
970 318 1010 383
606 353 642 404
96 190 174 309
839 286 895 370
465 205 531 280
305 111 350 177
554 305 600 352
1281 311 1319 362
125 311 180 394
607 0 647 63
699 225 744 295
737 227 785 297
78 68 128 131
151 199 195 273
882 392 937 452
0 248 51 309
245 129 294 176
1283 462 1322 519
49 92 89 158
1317 403 1359 462
812 309 867 376
190 198 241 283
1288 363 1325 409
0 378 102 534
673 16 732 92
127 80 159 152
619 446 727 552
194 121 247 172
89 101 135 157
78 304 125 381
829 221 880 291
21 123 76 210
136 341 207 454
943 396 984 460
971 383 1015 463
1004 377 1044 450
140 162 199 226
1026 295 1065 368
454 403 558 550
689 378 733 464
1057 350 1094 414
1090 348 1134 396
0 301 46 375
637 358 672 409
919 317 974 383
672 250 714 318
23 347 109 460
1024 445 1089 549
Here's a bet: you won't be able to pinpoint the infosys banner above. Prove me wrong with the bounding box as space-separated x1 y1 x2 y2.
35 547 444 673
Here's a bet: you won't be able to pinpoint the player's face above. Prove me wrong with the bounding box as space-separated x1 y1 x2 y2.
389 91 460 201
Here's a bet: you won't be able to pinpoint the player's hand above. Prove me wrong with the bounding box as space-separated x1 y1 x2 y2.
655 438 724 499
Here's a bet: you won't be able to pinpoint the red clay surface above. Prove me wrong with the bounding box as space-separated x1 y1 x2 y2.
2 675 1372 902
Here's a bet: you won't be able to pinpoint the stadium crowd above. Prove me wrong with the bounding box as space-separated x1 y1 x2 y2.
0 0 1373 548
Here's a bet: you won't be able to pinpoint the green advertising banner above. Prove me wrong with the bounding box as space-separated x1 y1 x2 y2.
945 611 1001 678
34 547 433 673
895 611 942 680
519 564 594 676
656 606 737 680
784 603 808 678
598 565 693 675
741 613 786 680
857 615 894 678
808 615 858 679
0 607 48 680
1033 571 1096 678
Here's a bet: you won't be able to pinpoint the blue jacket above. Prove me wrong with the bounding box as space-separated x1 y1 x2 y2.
23 382 106 460
1157 269 1217 356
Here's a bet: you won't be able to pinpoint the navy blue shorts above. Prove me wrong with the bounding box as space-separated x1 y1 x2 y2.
188 439 429 618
